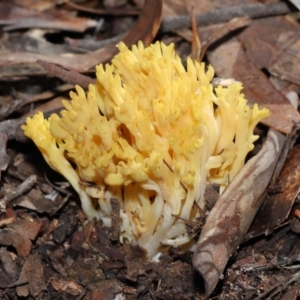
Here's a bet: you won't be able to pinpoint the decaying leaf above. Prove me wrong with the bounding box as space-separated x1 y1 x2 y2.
193 129 286 298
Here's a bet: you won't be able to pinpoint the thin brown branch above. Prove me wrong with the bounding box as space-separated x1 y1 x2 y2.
161 2 291 32
37 60 95 89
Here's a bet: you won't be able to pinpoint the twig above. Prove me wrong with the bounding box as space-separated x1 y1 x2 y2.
37 60 95 89
161 2 291 32
0 175 37 212
255 270 300 299
65 33 125 52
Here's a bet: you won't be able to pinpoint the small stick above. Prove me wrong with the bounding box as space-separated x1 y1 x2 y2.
37 59 95 89
161 2 291 32
0 175 37 212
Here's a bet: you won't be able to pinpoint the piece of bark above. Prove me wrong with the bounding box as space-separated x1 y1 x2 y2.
248 144 300 238
192 129 286 298
23 254 47 297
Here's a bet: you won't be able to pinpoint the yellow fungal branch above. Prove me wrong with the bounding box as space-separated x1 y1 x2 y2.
22 41 269 259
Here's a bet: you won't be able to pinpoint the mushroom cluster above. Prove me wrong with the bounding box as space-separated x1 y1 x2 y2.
22 41 269 258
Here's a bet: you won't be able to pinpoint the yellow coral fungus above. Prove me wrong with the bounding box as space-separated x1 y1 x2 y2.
22 41 269 258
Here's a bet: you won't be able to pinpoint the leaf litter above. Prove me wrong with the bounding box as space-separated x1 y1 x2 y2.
1 0 300 299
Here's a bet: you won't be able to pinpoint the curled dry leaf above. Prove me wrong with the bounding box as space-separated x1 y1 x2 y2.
192 129 286 298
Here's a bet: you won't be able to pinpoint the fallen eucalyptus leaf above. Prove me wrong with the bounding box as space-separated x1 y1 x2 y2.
192 129 286 298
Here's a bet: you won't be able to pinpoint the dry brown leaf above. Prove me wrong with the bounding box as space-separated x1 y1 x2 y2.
199 16 250 61
238 16 300 86
207 36 300 134
0 3 97 32
0 0 162 73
